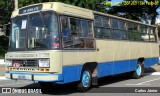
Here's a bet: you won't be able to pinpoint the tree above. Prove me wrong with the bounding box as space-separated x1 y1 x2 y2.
0 0 14 24
107 0 160 25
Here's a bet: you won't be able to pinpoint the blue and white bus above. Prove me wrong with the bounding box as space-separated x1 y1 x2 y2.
5 2 159 91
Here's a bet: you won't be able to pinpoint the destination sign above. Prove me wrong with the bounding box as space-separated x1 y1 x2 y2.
19 4 42 14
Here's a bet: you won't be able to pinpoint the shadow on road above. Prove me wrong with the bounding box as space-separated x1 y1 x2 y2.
19 82 78 95
144 67 157 73
19 74 133 95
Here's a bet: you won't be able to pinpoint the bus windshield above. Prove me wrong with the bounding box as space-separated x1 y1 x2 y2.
9 11 59 51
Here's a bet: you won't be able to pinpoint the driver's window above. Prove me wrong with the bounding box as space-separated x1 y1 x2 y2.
62 16 94 49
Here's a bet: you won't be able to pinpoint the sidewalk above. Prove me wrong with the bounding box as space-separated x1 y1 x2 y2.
0 59 5 65
0 64 5 76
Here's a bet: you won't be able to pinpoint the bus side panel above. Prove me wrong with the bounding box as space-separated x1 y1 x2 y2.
129 59 137 71
144 57 159 68
151 57 159 66
112 60 130 75
56 65 82 84
97 59 136 78
97 62 113 78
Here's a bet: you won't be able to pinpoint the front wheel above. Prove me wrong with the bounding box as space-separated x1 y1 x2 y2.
77 69 92 92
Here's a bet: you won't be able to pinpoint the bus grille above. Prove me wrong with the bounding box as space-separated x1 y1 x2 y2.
12 60 38 67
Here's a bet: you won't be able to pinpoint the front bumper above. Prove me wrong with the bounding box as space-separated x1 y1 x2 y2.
5 72 63 82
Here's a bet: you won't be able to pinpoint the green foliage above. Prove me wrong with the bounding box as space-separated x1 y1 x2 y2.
0 36 9 58
108 0 160 24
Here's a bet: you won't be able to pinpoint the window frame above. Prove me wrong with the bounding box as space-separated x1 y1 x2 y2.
60 15 95 50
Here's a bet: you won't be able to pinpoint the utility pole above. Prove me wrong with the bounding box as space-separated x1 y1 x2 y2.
14 0 18 10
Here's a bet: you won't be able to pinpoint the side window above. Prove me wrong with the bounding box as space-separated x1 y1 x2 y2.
119 21 127 39
128 23 134 31
95 16 102 27
94 15 112 39
61 16 71 48
112 19 122 39
70 18 81 35
149 27 156 42
112 29 121 39
119 21 125 30
102 17 110 28
140 25 149 41
112 19 118 29
95 28 111 38
62 16 94 49
128 23 141 41
82 21 94 48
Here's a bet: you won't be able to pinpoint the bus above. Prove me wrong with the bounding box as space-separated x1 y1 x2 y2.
5 2 159 91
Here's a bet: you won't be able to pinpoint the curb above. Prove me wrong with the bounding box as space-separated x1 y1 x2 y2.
0 77 9 80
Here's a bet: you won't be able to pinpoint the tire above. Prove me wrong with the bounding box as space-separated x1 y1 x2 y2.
38 82 53 88
132 63 143 79
77 69 92 92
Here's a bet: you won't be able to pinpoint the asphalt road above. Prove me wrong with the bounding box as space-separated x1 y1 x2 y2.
0 66 160 96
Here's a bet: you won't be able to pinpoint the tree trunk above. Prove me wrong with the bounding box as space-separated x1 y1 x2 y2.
151 16 156 25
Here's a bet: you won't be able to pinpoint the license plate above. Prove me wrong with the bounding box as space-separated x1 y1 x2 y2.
18 75 26 79
13 61 21 67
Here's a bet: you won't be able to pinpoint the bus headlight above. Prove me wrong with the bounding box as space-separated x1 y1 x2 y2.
38 59 50 67
6 60 12 67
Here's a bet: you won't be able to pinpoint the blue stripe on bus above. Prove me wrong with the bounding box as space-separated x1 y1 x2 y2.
97 57 158 78
56 65 83 84
144 57 159 68
60 57 158 83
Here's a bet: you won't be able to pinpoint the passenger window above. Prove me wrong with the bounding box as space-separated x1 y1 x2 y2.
128 23 134 31
133 24 138 32
140 25 149 41
95 28 111 38
95 16 102 27
62 17 94 49
102 17 110 28
112 19 118 29
112 29 122 39
119 21 126 30
149 27 156 42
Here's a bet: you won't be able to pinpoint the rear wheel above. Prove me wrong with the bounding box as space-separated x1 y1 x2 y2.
77 69 92 92
132 63 143 79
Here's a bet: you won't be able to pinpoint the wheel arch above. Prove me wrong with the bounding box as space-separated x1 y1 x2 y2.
137 57 145 64
81 62 98 75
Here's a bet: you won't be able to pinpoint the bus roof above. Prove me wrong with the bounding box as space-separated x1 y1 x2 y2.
11 2 94 20
11 2 156 27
